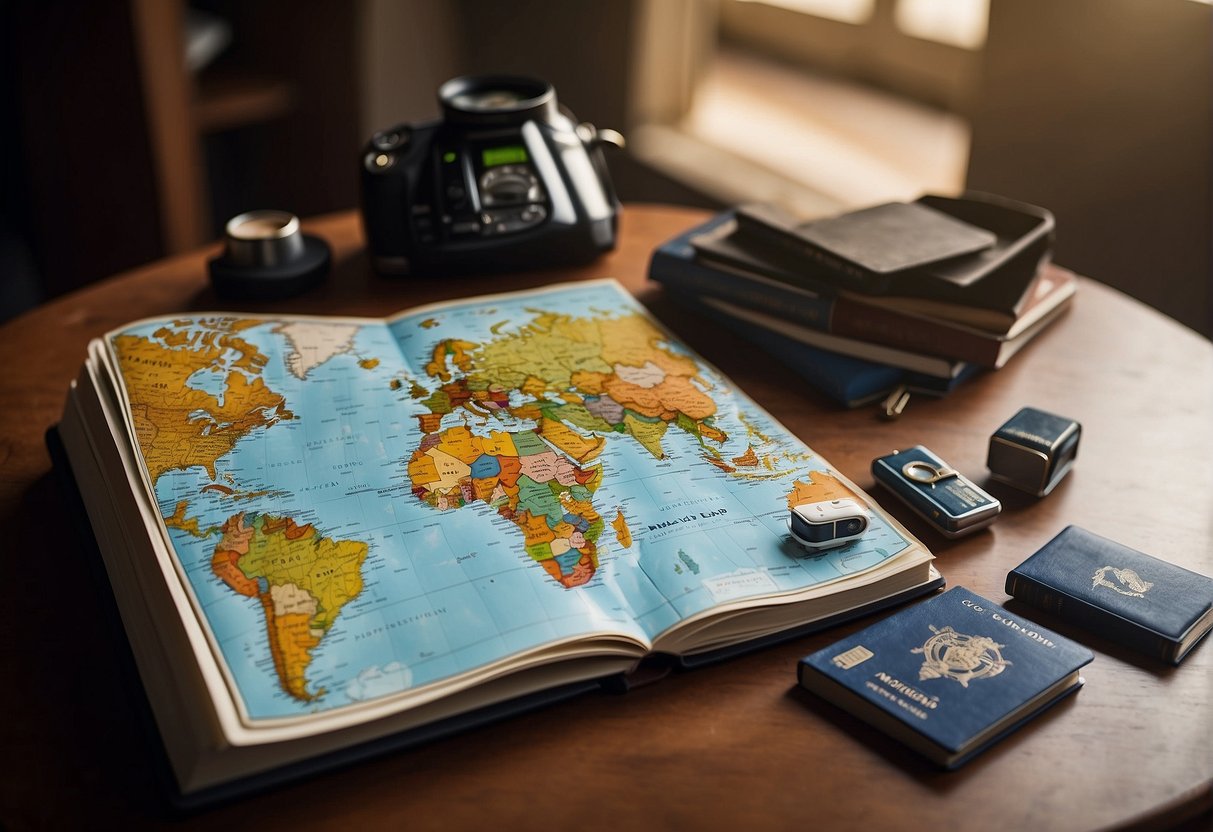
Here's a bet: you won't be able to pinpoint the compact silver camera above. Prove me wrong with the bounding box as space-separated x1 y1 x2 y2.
788 498 870 550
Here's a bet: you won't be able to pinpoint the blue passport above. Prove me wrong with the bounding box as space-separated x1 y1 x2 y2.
798 586 1092 769
1007 525 1213 664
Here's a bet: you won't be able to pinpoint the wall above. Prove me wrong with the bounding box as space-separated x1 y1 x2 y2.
358 0 722 209
966 0 1212 337
359 0 460 134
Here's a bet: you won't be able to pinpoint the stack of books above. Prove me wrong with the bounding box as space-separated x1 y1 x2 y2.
648 193 1076 408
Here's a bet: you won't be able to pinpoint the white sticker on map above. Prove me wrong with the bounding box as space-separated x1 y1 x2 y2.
701 568 780 603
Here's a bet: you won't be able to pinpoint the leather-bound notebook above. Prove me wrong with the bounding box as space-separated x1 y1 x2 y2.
1006 526 1213 665
790 201 996 276
732 193 1053 298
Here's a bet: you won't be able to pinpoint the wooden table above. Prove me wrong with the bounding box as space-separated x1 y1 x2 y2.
1 205 1209 831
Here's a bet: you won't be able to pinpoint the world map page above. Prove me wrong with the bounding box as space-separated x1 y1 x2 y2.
107 279 916 723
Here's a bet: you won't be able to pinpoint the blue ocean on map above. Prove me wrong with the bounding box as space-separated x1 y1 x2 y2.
124 281 915 721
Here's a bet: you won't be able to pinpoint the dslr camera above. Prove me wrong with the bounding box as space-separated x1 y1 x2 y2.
360 75 622 275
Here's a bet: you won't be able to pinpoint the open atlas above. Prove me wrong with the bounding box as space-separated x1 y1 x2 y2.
57 278 936 798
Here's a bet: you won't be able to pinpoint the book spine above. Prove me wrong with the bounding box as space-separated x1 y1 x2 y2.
1005 571 1175 662
733 214 885 293
655 247 902 407
673 292 904 406
650 248 837 331
831 296 1001 367
903 362 981 396
657 246 1001 367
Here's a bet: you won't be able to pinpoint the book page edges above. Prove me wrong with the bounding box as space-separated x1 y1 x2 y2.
62 383 645 792
68 356 648 747
67 275 939 790
799 663 1082 766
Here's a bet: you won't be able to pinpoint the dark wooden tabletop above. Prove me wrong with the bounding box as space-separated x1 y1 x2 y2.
1 205 1209 831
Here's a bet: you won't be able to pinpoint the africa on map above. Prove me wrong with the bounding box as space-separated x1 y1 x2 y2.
109 280 915 722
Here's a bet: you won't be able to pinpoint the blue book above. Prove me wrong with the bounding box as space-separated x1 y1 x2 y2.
797 586 1093 769
648 215 977 406
1007 526 1213 665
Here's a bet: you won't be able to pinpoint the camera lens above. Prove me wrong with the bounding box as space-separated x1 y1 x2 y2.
439 75 556 126
450 89 528 112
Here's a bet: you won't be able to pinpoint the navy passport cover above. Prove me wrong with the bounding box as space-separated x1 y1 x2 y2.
799 586 1092 767
1007 525 1213 661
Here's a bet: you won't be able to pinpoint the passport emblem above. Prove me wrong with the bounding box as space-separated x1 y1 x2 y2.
1092 566 1153 598
913 625 1010 687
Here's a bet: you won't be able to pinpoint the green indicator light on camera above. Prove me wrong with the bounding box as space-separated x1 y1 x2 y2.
442 151 457 163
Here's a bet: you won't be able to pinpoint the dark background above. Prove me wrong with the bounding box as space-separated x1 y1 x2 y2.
3 0 1210 337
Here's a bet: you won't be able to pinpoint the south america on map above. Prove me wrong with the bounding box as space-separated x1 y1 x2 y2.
108 280 917 722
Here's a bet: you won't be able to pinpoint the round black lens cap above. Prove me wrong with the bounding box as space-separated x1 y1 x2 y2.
208 233 331 300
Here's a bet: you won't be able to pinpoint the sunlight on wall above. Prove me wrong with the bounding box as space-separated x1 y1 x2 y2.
734 0 874 24
896 0 989 49
734 0 989 47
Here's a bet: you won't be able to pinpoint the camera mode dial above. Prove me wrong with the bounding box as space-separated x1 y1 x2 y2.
480 165 544 207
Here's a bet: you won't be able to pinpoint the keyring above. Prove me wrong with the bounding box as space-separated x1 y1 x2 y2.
902 460 958 484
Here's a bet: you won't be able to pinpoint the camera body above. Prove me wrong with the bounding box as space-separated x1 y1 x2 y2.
360 75 621 275
788 498 870 550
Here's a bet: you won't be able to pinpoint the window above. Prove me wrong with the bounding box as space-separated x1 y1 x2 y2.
896 0 989 49
736 0 875 25
629 0 988 215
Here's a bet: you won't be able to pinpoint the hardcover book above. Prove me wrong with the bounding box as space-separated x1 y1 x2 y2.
647 218 988 406
648 218 970 378
732 192 1054 300
1006 526 1213 664
678 292 983 405
677 293 906 407
695 298 970 378
798 586 1092 769
55 278 940 802
664 212 1075 367
748 200 997 281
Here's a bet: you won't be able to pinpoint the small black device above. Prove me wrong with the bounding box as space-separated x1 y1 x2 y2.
987 406 1081 496
360 75 622 275
871 445 1001 538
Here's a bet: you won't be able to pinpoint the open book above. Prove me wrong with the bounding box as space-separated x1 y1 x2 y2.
56 278 938 801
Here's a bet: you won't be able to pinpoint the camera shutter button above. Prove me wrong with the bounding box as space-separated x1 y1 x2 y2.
365 151 396 173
